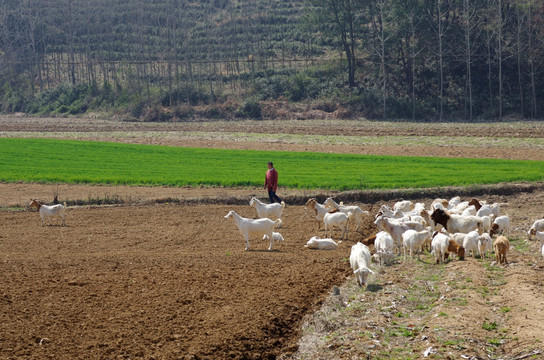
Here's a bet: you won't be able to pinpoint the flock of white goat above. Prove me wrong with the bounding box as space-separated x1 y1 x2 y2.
224 195 544 288
27 194 544 289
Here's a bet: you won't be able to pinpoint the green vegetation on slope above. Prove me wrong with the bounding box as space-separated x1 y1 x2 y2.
1 138 543 190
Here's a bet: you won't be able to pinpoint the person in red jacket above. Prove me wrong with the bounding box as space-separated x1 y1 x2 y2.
264 161 283 204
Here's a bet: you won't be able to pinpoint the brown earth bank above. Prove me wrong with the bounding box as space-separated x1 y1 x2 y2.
1 116 544 161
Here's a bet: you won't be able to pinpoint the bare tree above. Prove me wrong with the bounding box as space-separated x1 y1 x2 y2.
369 0 398 119
461 0 480 121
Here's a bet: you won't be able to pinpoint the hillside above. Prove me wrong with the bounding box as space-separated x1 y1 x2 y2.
1 0 543 121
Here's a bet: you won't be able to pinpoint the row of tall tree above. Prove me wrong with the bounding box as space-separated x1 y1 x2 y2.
309 0 544 120
0 0 543 120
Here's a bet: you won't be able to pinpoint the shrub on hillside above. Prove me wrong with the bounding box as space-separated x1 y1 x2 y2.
236 99 262 119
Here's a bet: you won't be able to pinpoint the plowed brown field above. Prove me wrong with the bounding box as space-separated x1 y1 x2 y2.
1 116 544 359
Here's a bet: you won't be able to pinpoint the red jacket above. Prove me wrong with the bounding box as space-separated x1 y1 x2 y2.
265 168 278 191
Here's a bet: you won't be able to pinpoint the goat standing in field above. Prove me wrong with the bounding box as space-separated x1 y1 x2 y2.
324 197 368 231
323 209 352 240
224 210 282 251
28 199 67 226
249 197 284 227
304 198 329 231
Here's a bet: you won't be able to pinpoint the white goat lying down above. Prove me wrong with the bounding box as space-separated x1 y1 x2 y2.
28 199 67 226
305 236 339 250
350 242 374 288
224 210 282 251
249 197 285 227
324 197 368 231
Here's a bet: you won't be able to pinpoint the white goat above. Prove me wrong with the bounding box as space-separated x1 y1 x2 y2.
305 236 339 250
393 200 415 213
350 242 374 287
28 199 67 226
249 197 285 227
323 210 352 240
462 230 480 258
527 219 544 240
430 209 483 235
462 205 477 216
431 198 449 211
431 232 465 264
490 215 510 237
374 215 423 255
451 232 467 247
263 232 284 244
224 210 281 251
476 203 500 218
324 197 368 231
374 231 395 266
402 229 431 261
477 233 493 259
304 198 329 230
479 215 493 234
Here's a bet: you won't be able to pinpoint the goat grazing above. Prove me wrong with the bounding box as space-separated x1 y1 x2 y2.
28 199 67 226
249 197 285 226
527 219 544 240
305 236 339 250
374 231 395 266
489 215 510 237
304 198 329 230
224 210 282 251
493 235 510 265
431 232 465 264
350 242 374 287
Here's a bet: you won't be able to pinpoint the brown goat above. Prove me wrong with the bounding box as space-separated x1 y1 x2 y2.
493 235 510 265
468 198 483 211
446 239 465 261
362 233 377 247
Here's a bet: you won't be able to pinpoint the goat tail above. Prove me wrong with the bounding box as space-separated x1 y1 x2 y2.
274 219 283 228
347 211 354 219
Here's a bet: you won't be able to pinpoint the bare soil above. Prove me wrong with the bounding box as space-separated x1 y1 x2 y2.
1 116 544 359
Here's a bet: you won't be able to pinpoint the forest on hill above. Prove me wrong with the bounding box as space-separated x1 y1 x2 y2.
0 0 543 121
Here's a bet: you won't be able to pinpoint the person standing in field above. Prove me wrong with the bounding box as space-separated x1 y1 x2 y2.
265 161 283 204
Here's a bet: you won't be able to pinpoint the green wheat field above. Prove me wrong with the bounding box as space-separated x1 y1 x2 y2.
1 138 543 190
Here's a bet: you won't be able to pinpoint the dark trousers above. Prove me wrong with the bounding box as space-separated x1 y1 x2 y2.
268 189 283 204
